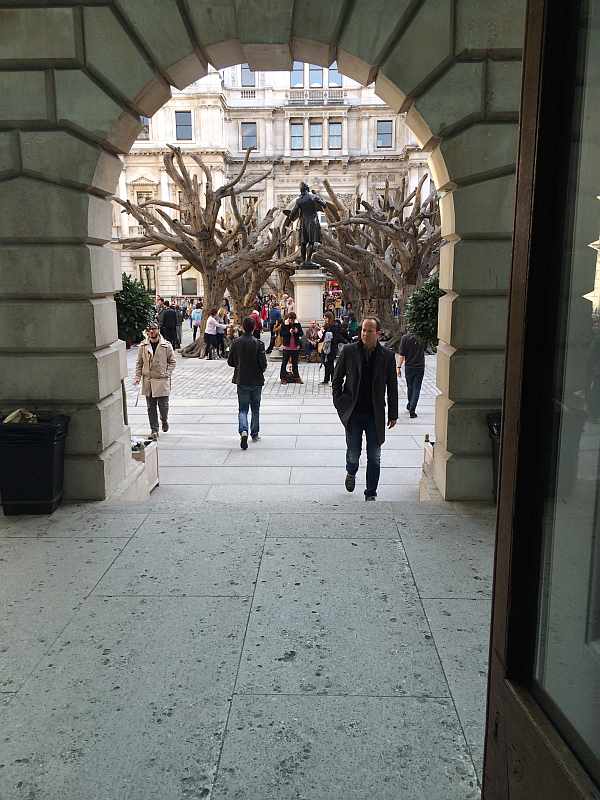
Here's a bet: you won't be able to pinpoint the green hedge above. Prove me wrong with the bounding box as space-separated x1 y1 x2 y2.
115 273 155 344
404 276 444 350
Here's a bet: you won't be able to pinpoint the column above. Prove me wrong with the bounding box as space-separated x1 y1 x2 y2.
160 168 170 202
322 113 329 156
304 114 310 157
290 269 327 326
118 166 129 239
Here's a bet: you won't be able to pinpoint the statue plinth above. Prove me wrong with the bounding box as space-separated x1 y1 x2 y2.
290 268 327 327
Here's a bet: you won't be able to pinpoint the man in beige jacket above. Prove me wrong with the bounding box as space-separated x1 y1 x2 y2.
134 322 176 440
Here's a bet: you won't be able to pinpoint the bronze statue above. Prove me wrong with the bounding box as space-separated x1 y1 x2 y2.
283 182 327 266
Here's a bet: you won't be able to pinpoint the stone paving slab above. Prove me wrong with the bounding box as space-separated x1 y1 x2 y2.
205 484 420 504
0 538 126 690
290 466 423 485
156 449 231 467
423 598 492 783
160 466 292 485
0 597 248 800
294 434 422 450
267 512 399 538
236 537 448 697
397 515 496 600
223 448 424 467
94 532 263 597
137 511 268 538
212 695 480 800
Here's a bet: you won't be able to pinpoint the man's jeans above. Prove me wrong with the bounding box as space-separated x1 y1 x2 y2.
405 366 425 413
237 385 262 436
345 412 381 497
146 393 169 432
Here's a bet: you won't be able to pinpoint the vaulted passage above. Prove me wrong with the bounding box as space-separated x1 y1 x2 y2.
0 1 525 500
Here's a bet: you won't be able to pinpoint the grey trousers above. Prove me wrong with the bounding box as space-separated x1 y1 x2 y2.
146 393 169 432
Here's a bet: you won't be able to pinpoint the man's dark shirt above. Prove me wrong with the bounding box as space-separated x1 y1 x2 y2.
355 345 375 415
400 334 425 369
150 339 159 354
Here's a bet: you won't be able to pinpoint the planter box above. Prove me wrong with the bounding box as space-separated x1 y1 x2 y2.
132 440 159 492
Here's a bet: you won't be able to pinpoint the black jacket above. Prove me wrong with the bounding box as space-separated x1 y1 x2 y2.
332 341 398 445
160 307 177 334
228 333 268 386
280 321 304 347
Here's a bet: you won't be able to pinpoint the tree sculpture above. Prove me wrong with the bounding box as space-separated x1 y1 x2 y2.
115 146 287 356
316 175 441 336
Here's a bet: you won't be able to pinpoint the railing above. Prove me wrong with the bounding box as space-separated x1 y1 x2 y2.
286 89 347 105
240 89 256 99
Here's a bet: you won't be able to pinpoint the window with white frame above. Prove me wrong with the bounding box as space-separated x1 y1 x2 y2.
328 62 342 87
138 116 150 140
136 190 154 205
309 64 323 87
309 121 323 149
328 121 342 149
175 110 192 140
290 61 304 88
376 119 393 148
241 63 255 87
290 121 304 150
139 264 156 292
241 121 257 150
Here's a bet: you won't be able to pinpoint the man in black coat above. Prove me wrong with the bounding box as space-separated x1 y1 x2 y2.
159 300 178 350
228 317 268 449
332 317 398 501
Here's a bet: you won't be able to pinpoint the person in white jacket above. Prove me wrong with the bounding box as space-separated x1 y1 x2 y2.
204 307 227 359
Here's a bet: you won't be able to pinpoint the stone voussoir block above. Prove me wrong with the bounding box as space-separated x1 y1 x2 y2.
0 244 121 298
453 174 516 238
440 123 519 185
0 177 111 243
115 0 207 89
20 131 122 195
0 344 122 405
414 62 484 139
0 71 48 123
0 298 118 353
438 294 508 350
55 69 141 153
83 6 170 117
436 343 505 402
440 239 513 296
381 0 453 99
455 0 526 54
0 8 78 61
435 395 501 454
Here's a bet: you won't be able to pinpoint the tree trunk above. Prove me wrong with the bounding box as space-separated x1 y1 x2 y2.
181 273 226 357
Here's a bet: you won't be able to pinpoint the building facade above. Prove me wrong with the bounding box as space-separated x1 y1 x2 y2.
112 62 429 299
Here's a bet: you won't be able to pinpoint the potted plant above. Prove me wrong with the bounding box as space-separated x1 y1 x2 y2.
115 273 155 348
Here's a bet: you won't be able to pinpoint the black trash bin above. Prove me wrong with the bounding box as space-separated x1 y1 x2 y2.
487 411 502 501
0 415 70 515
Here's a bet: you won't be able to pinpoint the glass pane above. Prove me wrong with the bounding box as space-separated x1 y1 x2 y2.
175 110 192 140
328 62 342 87
290 122 303 150
377 120 392 148
534 0 600 785
329 122 342 149
291 61 304 88
241 63 255 87
309 122 322 149
138 116 150 140
241 122 256 150
309 64 323 87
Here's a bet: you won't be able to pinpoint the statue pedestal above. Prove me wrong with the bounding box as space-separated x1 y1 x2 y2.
290 269 327 327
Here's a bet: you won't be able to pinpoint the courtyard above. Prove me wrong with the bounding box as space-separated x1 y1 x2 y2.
0 341 495 800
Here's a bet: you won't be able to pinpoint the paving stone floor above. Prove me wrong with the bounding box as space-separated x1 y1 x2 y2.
0 335 495 799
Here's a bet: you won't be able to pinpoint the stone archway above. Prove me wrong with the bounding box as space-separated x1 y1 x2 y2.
0 2 525 501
